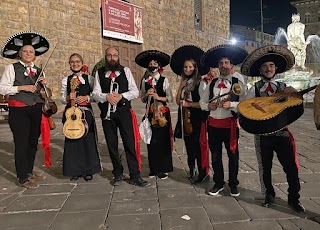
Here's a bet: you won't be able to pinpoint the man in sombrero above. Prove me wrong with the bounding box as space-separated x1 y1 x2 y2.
200 44 248 197
241 45 305 212
136 50 173 180
0 31 50 189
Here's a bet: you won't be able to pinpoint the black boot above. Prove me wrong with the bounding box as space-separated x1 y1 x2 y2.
288 200 305 213
263 194 275 207
188 168 196 179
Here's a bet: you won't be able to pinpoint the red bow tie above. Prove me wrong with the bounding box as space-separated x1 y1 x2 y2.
204 75 213 83
109 72 117 78
217 79 227 88
264 82 274 94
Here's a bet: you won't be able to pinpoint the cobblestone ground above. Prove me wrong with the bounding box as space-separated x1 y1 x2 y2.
0 100 319 230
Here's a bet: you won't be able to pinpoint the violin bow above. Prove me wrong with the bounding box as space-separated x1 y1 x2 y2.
34 41 59 87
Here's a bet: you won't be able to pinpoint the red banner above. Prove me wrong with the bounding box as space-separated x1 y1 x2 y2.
101 0 143 43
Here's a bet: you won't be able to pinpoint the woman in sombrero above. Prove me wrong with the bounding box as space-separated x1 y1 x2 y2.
136 50 173 179
171 45 210 184
0 31 50 189
241 45 305 212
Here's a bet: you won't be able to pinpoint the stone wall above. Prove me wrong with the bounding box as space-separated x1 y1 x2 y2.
0 0 229 98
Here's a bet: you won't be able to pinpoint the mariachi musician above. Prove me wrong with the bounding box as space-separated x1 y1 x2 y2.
241 45 305 212
61 53 101 181
200 44 247 197
171 45 210 184
0 31 50 189
136 50 173 180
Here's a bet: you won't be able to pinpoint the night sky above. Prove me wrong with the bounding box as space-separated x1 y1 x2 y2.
230 0 297 35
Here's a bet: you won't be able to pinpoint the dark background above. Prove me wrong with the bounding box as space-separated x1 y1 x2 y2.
230 0 297 34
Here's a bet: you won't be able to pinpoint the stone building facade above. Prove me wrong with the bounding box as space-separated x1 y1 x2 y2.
0 0 230 99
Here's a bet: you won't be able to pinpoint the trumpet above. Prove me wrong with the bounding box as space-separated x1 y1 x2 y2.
106 79 119 120
209 83 242 103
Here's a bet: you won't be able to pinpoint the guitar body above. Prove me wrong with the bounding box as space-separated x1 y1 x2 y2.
63 107 87 139
238 92 304 135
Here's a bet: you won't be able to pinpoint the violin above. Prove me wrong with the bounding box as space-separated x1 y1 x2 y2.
182 86 193 135
39 84 58 116
150 88 167 127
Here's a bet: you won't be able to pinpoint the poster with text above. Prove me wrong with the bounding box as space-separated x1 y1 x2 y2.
102 0 143 43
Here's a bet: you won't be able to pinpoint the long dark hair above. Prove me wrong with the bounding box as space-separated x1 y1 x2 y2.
181 59 201 91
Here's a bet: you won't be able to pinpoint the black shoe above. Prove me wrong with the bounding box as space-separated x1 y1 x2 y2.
130 177 150 187
84 175 93 181
230 187 240 197
112 175 123 186
192 174 209 184
70 176 80 181
288 200 306 213
263 194 275 207
148 172 155 178
188 168 196 179
207 184 224 196
157 173 168 180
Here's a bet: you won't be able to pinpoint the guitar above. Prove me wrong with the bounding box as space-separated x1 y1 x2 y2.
238 85 318 135
63 77 88 139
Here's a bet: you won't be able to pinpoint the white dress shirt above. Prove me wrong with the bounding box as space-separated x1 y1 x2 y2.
246 78 279 99
92 67 139 103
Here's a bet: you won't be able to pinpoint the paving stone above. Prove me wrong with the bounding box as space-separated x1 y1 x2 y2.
22 184 75 195
113 179 156 192
213 220 283 230
0 211 57 229
106 214 160 230
156 176 193 190
238 198 298 220
290 218 320 230
50 210 107 230
200 195 250 224
277 219 300 230
158 188 202 209
0 182 24 194
278 182 320 198
4 194 68 212
160 207 212 230
299 173 320 183
112 187 157 202
108 199 159 216
1 227 48 230
61 194 111 212
0 193 19 210
71 182 113 195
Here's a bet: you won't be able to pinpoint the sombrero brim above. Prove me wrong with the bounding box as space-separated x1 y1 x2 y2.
170 45 209 75
201 44 248 68
135 50 170 68
241 45 295 77
1 31 50 59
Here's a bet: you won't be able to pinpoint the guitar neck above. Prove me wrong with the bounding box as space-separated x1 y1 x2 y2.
298 85 318 95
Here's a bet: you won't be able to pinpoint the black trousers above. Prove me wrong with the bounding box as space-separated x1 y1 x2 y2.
101 109 140 179
8 104 42 183
208 126 239 188
184 121 207 176
259 135 300 201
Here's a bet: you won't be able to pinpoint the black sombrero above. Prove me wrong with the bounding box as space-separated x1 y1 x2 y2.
1 31 50 59
170 45 209 76
201 44 248 68
135 50 170 68
241 45 295 77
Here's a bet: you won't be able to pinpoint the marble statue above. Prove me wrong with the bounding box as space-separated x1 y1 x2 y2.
287 14 310 70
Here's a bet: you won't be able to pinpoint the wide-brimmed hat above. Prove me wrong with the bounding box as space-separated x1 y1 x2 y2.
170 45 209 76
1 31 50 59
201 44 248 68
241 45 295 77
135 50 170 68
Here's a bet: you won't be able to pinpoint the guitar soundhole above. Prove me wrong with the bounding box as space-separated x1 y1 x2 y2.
71 114 77 120
274 97 287 103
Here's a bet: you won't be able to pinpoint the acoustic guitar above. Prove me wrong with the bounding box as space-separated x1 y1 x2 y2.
238 85 318 135
63 78 88 139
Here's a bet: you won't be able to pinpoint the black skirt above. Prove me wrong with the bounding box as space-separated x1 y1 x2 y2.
63 109 102 177
147 112 173 174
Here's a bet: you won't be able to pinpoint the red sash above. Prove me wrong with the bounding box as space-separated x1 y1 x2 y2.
208 117 238 153
41 114 52 167
287 129 300 170
8 99 28 107
200 121 210 174
130 109 142 171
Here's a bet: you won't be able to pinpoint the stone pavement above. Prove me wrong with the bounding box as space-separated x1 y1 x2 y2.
0 100 320 230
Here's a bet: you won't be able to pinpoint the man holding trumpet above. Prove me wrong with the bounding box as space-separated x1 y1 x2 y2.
92 47 149 188
200 44 247 197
